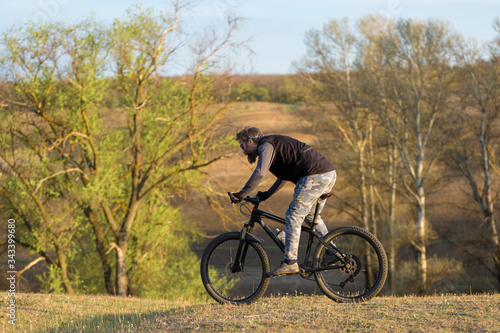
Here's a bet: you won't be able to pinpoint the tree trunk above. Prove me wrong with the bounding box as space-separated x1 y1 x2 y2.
115 200 140 296
479 106 500 289
368 122 378 238
115 237 128 296
85 206 114 294
388 143 398 294
358 147 374 287
416 184 427 292
54 238 75 295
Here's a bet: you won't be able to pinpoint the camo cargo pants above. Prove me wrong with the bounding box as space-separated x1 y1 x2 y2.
284 170 337 261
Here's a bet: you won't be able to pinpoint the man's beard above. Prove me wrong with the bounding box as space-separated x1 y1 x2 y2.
247 149 258 164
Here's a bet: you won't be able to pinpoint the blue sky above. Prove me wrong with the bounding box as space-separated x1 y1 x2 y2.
1 0 498 74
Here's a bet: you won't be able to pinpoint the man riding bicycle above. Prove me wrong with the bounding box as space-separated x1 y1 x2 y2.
232 127 337 276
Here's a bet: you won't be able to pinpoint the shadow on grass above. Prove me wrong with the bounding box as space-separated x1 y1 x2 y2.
42 307 192 332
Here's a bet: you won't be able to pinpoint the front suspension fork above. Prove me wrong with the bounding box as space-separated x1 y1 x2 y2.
231 225 252 273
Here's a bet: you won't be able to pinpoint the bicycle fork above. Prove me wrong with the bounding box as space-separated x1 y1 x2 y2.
231 223 263 273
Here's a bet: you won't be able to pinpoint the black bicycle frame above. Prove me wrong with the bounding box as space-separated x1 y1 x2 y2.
230 199 346 274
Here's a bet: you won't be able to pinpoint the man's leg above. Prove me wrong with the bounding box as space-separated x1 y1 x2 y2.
270 170 336 276
303 170 337 236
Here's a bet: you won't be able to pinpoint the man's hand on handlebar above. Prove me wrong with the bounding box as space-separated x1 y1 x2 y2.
228 192 242 203
228 192 263 206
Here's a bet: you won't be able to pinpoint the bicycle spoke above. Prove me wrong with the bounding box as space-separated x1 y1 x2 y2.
315 226 388 302
201 233 270 304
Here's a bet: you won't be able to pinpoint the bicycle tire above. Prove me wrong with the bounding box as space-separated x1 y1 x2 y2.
314 226 388 302
200 232 270 305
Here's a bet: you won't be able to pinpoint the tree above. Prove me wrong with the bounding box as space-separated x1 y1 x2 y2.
295 18 391 289
361 18 458 291
105 4 242 296
0 3 244 297
296 18 378 233
449 22 500 290
295 15 461 293
0 22 86 295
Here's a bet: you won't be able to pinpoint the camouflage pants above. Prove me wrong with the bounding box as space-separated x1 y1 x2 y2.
284 170 337 261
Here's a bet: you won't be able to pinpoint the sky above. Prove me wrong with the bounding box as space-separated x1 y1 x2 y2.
0 0 498 74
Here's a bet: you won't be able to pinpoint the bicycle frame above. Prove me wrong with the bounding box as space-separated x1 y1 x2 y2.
231 196 346 275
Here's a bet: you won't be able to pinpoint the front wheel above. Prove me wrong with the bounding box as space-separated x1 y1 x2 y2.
314 226 388 302
200 232 270 305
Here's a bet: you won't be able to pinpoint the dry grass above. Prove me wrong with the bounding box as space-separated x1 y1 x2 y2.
2 292 499 332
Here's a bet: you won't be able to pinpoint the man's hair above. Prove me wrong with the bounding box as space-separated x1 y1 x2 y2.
236 127 263 143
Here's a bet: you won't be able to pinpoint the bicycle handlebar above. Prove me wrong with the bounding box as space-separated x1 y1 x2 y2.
227 192 260 205
228 191 333 205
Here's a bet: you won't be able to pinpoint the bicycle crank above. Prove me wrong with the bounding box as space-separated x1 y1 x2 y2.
299 263 314 279
299 269 314 279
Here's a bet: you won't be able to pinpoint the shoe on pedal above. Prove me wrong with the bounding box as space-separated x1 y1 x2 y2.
269 261 299 277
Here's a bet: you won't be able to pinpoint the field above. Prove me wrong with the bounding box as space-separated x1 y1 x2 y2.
1 292 499 332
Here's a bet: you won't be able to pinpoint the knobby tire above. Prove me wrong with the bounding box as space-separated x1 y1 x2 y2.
314 226 388 302
200 232 270 305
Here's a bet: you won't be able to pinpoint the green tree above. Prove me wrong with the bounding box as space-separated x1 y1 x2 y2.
105 5 240 296
0 22 90 295
0 3 243 297
273 77 303 103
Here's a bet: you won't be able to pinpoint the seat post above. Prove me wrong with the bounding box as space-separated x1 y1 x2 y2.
310 198 323 231
310 193 332 231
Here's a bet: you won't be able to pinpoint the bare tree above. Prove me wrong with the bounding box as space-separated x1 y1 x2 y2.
450 24 500 290
296 18 378 233
295 18 392 289
360 18 457 291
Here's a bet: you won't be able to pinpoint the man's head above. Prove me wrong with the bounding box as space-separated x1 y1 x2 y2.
236 127 263 164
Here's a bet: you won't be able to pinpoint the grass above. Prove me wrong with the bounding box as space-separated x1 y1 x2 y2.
2 292 499 332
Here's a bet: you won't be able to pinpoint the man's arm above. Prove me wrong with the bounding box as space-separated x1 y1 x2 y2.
266 178 285 197
237 142 274 197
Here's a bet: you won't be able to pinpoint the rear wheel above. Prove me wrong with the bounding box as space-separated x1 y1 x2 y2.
200 232 270 304
314 226 388 302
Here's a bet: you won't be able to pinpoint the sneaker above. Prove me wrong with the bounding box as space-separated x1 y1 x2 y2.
268 261 299 277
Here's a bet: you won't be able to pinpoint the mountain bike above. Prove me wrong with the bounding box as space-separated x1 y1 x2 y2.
200 192 388 305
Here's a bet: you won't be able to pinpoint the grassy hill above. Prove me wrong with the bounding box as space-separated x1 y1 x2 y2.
2 292 499 332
